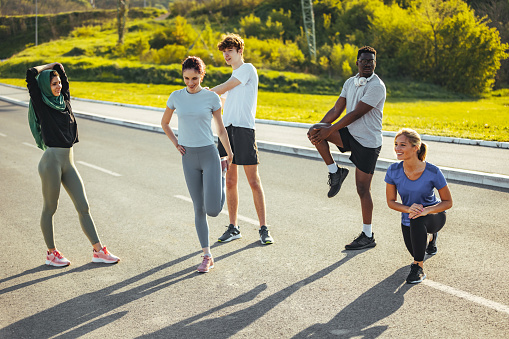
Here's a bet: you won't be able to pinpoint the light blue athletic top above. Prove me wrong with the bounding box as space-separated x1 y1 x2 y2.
384 161 447 226
167 88 222 147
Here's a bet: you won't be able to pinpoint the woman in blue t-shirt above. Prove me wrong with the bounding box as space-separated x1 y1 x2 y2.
161 56 233 273
385 128 452 284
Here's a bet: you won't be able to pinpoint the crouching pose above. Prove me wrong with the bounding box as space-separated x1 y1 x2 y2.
385 128 453 284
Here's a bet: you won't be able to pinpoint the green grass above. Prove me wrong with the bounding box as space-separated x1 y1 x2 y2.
2 78 508 141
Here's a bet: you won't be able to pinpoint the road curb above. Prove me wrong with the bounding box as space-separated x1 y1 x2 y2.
1 84 508 149
1 94 508 189
71 110 509 191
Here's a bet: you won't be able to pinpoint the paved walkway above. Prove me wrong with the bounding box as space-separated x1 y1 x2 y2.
1 83 508 189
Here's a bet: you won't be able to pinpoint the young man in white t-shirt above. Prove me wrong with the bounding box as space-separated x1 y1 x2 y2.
211 33 274 245
308 46 386 250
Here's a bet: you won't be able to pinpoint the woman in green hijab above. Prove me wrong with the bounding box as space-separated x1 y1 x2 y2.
26 62 120 267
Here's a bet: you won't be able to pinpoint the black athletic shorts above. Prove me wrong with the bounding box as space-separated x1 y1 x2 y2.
218 125 259 165
337 127 381 174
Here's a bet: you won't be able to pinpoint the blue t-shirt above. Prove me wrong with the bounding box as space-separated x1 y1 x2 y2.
166 88 222 147
384 162 447 226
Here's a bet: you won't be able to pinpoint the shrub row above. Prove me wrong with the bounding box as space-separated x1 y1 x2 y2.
0 56 341 95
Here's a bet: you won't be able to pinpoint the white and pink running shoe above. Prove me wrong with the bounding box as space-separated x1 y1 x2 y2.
92 246 120 264
197 255 214 273
46 250 71 267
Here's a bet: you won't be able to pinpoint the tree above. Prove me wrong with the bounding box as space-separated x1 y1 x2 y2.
117 0 128 44
371 0 508 94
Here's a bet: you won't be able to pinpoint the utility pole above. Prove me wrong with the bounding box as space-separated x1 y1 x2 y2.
35 0 38 46
301 0 316 61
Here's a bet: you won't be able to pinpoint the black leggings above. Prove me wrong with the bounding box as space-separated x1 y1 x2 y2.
401 212 446 262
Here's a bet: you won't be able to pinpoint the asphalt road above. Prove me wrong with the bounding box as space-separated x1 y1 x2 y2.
1 101 508 338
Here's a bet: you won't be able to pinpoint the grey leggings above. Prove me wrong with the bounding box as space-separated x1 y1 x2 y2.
38 147 100 249
182 144 226 248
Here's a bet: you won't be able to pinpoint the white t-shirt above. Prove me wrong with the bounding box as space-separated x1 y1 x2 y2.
222 63 258 129
339 73 386 148
166 88 222 147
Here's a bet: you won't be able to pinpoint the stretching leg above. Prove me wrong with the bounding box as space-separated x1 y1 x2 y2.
38 150 62 250
61 157 100 246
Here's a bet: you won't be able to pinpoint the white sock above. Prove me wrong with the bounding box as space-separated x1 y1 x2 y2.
363 224 372 238
327 163 338 173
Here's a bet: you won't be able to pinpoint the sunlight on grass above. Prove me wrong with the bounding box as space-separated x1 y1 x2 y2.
2 78 508 141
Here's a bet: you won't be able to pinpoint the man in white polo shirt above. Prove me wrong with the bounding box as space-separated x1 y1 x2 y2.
308 46 386 250
211 33 274 245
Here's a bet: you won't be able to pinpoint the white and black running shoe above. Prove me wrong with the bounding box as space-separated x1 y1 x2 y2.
218 224 242 243
259 226 274 245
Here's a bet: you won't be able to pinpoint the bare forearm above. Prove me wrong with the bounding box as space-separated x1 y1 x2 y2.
162 124 178 147
387 200 411 213
423 201 452 215
217 130 233 157
210 84 227 95
320 107 341 124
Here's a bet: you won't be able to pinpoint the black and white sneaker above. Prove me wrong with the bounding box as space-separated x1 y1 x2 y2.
259 226 274 245
406 263 426 284
327 166 349 198
218 224 242 243
426 233 438 255
345 232 376 250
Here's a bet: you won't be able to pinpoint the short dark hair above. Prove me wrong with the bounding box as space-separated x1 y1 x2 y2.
217 33 244 52
357 46 376 59
181 56 206 76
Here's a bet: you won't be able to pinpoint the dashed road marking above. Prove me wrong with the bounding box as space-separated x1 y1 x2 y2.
22 142 39 149
76 161 121 177
423 279 509 315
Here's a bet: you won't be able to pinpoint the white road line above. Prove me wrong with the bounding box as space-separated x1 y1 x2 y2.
0 132 6 137
177 195 508 315
22 142 39 149
76 161 121 177
177 189 509 314
174 195 259 225
423 279 509 315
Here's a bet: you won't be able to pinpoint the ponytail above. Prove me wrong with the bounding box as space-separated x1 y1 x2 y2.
417 142 427 161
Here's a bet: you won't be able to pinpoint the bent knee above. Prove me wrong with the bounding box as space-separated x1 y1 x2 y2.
206 206 222 217
356 185 371 197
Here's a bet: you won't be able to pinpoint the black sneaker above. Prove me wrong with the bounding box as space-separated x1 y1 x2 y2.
344 232 376 250
218 224 242 242
406 263 426 284
426 233 437 255
259 226 274 245
327 166 349 198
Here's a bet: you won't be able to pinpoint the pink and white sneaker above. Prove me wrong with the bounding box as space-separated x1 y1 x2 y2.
197 255 214 273
92 246 120 264
46 250 71 267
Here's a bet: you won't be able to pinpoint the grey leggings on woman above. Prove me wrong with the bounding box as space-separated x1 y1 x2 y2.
38 147 100 249
182 144 226 248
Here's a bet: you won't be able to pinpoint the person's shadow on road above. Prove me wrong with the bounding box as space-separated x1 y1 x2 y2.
291 266 414 338
135 250 365 338
0 241 260 338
